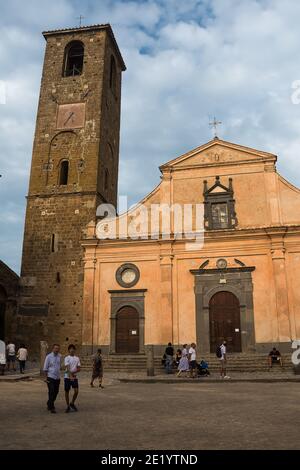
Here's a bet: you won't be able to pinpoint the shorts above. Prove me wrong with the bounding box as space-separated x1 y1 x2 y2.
271 356 280 363
92 370 103 379
64 378 79 391
7 355 16 362
190 360 197 370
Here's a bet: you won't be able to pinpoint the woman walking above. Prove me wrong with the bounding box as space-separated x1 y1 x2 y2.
90 349 104 388
177 344 189 377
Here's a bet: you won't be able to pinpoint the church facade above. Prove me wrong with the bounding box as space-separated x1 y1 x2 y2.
17 23 300 357
82 138 300 355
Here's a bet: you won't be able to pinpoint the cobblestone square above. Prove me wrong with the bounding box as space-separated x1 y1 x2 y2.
0 375 299 450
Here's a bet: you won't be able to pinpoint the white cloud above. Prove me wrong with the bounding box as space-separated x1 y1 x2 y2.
1 0 300 272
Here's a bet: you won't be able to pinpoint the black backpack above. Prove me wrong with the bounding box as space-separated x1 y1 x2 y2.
216 345 222 358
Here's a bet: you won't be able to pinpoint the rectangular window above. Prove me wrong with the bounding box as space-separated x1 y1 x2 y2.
51 234 58 253
211 203 229 229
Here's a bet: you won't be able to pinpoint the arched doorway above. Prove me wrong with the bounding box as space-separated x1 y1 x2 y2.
0 286 7 341
209 291 241 353
116 306 140 353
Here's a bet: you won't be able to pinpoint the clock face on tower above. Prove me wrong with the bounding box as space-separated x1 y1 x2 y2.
56 103 86 129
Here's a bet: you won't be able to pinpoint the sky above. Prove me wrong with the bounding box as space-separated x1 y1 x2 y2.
1 0 300 273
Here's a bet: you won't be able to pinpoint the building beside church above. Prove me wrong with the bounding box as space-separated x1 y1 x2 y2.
0 261 19 341
17 23 300 357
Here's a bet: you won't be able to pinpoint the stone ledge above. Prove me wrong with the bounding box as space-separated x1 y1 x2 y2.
0 370 40 382
119 377 300 384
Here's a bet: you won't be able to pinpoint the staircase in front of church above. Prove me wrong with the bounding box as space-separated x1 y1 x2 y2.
80 353 293 373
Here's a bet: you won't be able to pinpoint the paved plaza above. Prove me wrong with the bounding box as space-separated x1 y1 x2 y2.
0 373 299 450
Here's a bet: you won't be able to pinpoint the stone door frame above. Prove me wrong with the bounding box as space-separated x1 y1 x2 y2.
190 267 256 354
108 289 147 354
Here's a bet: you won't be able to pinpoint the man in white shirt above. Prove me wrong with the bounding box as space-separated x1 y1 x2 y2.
6 341 16 371
64 344 81 413
188 343 197 378
220 341 230 379
43 343 62 413
0 340 6 375
17 343 28 374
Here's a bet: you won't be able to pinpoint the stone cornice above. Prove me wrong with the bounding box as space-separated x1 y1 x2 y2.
81 224 300 248
190 266 256 275
108 289 147 294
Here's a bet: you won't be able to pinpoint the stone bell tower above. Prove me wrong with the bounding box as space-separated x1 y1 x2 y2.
19 24 126 354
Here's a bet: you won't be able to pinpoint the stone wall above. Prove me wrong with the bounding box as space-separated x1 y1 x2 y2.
0 261 19 342
19 25 125 356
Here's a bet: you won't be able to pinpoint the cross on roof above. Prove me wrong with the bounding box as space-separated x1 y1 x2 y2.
209 116 222 139
76 15 85 27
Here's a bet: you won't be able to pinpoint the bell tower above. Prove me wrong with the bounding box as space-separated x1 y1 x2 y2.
19 25 126 354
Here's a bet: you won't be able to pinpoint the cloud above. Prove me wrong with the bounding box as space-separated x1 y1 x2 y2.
1 0 300 273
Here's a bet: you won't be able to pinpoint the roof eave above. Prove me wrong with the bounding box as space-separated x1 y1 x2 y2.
159 138 277 171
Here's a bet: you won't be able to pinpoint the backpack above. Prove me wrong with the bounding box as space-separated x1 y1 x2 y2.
216 345 222 358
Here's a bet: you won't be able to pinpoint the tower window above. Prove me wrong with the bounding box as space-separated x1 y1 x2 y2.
109 55 117 92
59 160 69 185
51 234 55 252
63 41 84 77
51 234 58 253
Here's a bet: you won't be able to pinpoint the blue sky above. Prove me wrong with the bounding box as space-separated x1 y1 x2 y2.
1 0 300 273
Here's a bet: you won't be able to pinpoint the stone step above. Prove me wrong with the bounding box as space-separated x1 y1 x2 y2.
80 356 291 364
79 353 293 372
80 364 292 372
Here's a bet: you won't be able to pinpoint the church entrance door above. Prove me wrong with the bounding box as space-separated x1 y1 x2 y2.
209 291 241 353
116 306 139 353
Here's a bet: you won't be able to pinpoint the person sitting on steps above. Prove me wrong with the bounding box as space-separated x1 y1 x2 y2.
268 347 283 369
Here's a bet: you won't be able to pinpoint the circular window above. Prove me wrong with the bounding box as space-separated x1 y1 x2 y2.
116 263 140 288
216 258 228 269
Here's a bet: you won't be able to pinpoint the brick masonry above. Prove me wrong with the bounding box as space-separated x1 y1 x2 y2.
19 25 126 356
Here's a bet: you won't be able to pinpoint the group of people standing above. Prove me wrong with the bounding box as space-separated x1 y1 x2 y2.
43 344 104 414
164 340 231 379
3 341 28 374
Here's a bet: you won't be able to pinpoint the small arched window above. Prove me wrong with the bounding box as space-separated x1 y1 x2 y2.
59 160 69 185
63 41 84 77
104 168 109 191
109 55 117 92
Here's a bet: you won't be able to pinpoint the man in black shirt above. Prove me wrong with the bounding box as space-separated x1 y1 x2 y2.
165 342 174 374
268 347 283 368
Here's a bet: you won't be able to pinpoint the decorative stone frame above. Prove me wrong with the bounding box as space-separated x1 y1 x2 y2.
190 267 256 354
115 263 140 288
203 176 238 230
108 289 147 354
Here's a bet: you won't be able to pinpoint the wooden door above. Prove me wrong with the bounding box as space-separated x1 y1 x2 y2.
209 291 241 353
116 306 139 353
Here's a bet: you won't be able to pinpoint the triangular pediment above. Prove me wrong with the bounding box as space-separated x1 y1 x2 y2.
160 138 277 171
209 184 228 194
